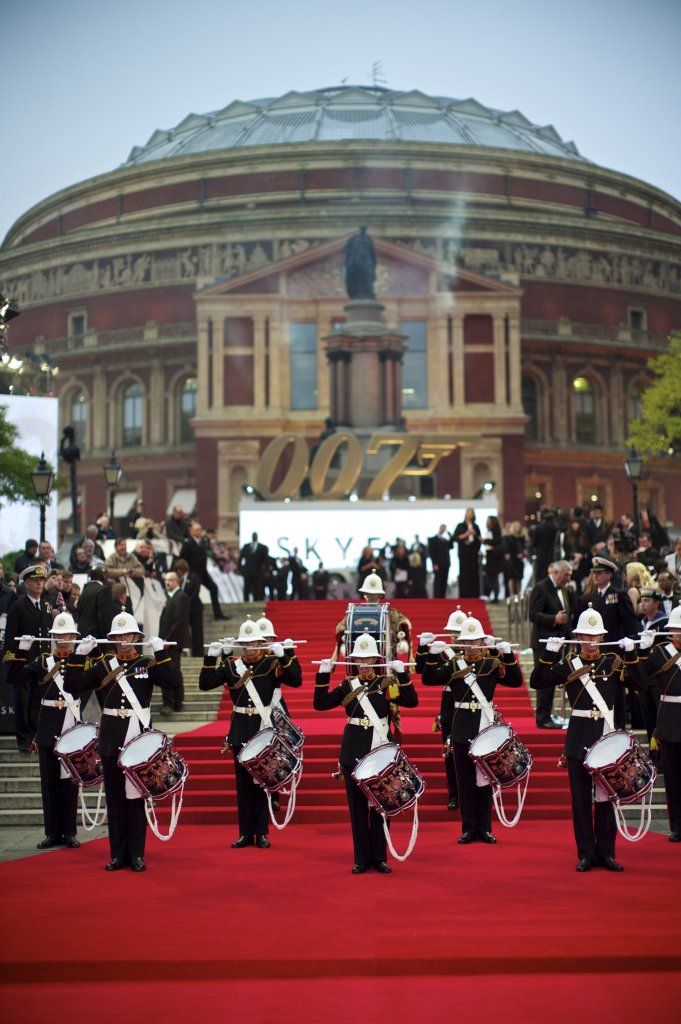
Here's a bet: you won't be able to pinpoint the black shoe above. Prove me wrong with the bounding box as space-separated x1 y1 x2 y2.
458 832 475 844
352 864 368 874
255 835 270 849
478 831 497 844
158 705 172 718
214 612 227 620
597 856 624 872
536 720 562 729
447 798 459 811
231 835 254 848
36 836 63 850
130 857 146 872
669 832 681 843
372 861 392 874
174 705 184 713
105 858 127 871
576 858 593 872
17 745 30 754
64 835 80 849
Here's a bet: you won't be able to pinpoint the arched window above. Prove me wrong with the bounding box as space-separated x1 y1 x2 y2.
628 384 643 426
179 378 198 443
70 390 87 448
122 382 144 447
522 375 539 441
572 376 596 444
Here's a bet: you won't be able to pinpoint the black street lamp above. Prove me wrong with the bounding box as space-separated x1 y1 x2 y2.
30 452 55 544
624 447 644 532
60 425 81 536
103 451 123 525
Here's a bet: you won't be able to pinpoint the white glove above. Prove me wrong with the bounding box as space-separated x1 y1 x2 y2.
419 632 435 646
618 637 635 653
388 659 406 673
76 635 97 656
442 645 456 661
496 641 512 656
546 637 564 653
221 640 234 656
485 635 497 646
639 629 655 650
18 636 35 651
207 641 223 657
430 640 447 655
319 659 334 674
270 642 285 658
283 638 294 651
148 636 164 653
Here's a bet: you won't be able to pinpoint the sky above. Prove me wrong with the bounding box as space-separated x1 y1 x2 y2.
2 0 681 242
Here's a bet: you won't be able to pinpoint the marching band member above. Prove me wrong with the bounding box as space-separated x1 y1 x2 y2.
332 572 412 663
8 612 82 849
639 605 681 841
417 607 466 810
199 618 302 849
64 612 177 872
314 631 418 874
530 606 645 871
422 615 522 844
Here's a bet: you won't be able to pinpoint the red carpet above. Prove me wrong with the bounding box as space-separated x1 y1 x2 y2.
162 599 568 825
1 822 679 1023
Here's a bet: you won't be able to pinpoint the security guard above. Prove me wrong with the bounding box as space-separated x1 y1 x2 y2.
422 615 522 844
417 607 467 810
65 612 177 872
530 606 644 871
199 618 302 849
314 631 418 874
9 612 82 848
3 565 54 752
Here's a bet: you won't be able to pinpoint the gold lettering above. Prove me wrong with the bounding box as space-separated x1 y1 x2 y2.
255 434 309 500
309 432 362 500
364 435 420 500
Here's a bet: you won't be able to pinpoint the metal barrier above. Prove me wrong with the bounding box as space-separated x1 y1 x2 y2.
506 589 532 650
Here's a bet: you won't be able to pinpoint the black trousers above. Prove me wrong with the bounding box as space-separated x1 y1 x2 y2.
659 740 681 835
532 650 556 724
189 607 204 657
232 751 269 837
566 756 616 860
101 754 147 862
13 678 41 749
38 744 78 838
201 572 223 617
163 652 185 711
433 569 448 599
440 712 458 802
343 771 387 866
242 575 257 602
613 686 627 730
635 687 659 742
452 742 492 835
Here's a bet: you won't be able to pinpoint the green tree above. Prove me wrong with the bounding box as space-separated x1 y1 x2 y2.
627 331 681 457
0 404 49 504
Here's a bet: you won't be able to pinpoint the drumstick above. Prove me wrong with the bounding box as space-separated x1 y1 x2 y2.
202 641 306 648
538 639 643 647
639 630 680 636
15 636 53 643
89 639 178 646
311 660 416 667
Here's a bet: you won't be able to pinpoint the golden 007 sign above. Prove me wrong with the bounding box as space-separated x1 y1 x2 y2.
254 432 458 501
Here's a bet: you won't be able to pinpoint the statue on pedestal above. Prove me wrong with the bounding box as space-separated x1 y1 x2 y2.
343 226 376 299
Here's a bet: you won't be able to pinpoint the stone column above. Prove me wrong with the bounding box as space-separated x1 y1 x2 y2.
268 315 283 414
92 367 106 449
508 313 522 409
429 315 448 411
610 364 625 446
493 313 507 406
197 317 210 414
253 315 265 410
552 356 568 444
213 316 225 412
149 359 164 444
452 313 465 408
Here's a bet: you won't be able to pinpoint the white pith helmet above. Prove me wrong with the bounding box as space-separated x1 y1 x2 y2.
359 572 385 596
50 612 79 636
460 615 486 641
108 612 143 639
667 606 681 631
256 616 276 639
351 631 380 658
445 607 466 633
574 605 606 636
237 618 264 644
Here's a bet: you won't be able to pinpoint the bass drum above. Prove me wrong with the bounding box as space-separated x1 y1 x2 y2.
345 602 391 663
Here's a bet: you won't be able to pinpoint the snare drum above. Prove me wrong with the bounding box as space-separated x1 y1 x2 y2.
271 706 305 750
352 743 425 817
54 723 103 787
584 730 656 805
118 730 188 801
469 723 532 789
238 728 301 792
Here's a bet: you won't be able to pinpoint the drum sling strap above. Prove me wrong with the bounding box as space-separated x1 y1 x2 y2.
570 656 615 804
234 659 273 728
348 678 390 749
109 658 151 800
45 656 82 779
453 658 496 789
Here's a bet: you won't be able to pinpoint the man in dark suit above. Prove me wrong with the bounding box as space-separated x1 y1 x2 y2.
159 571 190 715
13 540 39 576
238 532 269 602
529 560 577 728
586 504 610 547
578 555 639 728
75 566 109 638
2 565 54 751
175 558 204 656
530 508 559 585
179 521 225 619
428 525 452 599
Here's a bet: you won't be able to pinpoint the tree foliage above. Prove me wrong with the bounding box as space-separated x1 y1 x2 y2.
0 405 49 504
627 331 681 458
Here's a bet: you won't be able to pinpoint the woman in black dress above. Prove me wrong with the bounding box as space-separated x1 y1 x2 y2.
482 515 504 603
502 521 526 596
453 508 481 598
